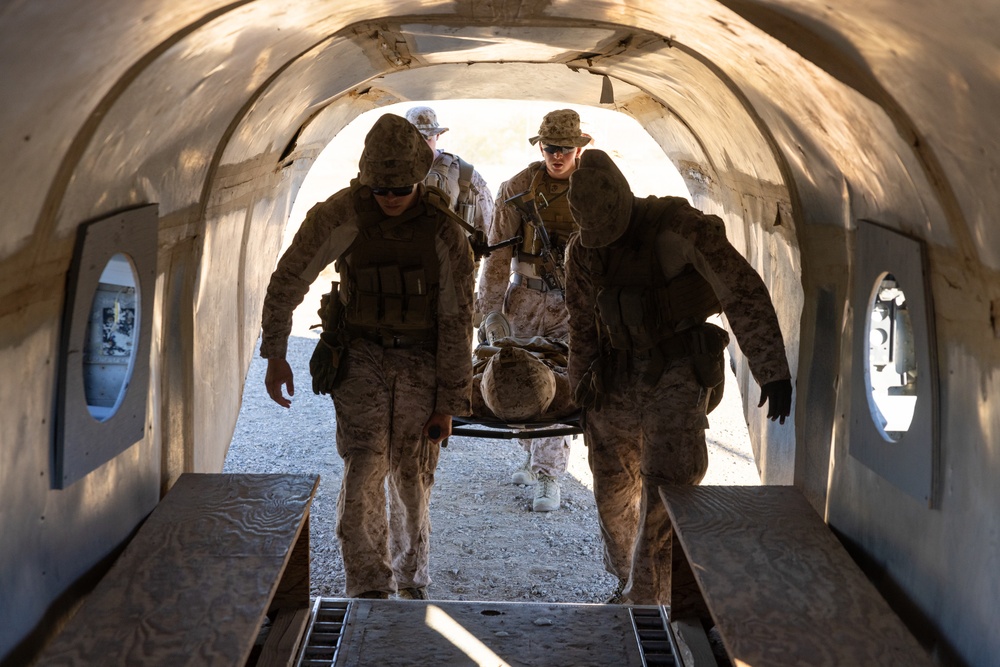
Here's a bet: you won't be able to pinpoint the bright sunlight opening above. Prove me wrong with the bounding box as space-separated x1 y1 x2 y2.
285 99 689 252
284 99 690 341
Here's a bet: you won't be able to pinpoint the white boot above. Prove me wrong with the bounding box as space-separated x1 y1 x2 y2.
532 474 561 512
511 452 536 485
481 310 512 344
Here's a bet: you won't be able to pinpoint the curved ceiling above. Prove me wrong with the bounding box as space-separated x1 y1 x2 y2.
3 2 1000 666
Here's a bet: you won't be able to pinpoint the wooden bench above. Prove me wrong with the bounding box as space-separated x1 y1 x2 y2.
658 485 932 667
37 473 319 667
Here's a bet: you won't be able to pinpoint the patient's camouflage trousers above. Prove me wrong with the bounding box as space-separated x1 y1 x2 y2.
506 284 572 477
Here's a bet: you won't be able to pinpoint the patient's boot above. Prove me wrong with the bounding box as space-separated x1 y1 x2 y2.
481 310 511 344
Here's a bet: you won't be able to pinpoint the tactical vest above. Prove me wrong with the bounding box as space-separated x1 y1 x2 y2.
423 152 476 224
516 166 578 267
338 185 442 346
589 212 722 353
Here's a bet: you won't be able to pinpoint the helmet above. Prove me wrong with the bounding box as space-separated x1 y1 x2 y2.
358 114 434 187
480 346 557 422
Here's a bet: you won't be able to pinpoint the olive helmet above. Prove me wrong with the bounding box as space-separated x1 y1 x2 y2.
480 346 557 422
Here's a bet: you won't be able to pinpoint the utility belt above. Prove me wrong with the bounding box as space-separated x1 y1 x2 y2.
512 251 564 293
510 272 551 292
603 322 730 390
607 331 691 386
627 332 690 363
349 326 435 350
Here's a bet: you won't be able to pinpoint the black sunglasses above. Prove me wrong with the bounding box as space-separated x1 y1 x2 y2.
541 145 577 155
371 184 416 196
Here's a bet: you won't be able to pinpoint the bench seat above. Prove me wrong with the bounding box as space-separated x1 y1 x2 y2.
659 485 932 666
37 473 319 667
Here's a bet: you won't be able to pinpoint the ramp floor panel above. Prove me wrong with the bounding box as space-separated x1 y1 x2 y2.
296 598 677 666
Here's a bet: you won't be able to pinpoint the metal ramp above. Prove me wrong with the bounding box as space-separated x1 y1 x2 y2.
295 598 679 666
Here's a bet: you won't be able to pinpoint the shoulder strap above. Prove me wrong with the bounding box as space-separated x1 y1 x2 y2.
425 186 477 236
528 165 546 196
457 156 474 202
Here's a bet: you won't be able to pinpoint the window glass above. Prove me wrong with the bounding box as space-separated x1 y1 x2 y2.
83 253 139 421
866 274 917 441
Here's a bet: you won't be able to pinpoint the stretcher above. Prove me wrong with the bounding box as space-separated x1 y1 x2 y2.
451 411 583 439
453 332 581 440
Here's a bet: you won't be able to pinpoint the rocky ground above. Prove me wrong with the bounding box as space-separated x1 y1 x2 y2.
224 333 760 604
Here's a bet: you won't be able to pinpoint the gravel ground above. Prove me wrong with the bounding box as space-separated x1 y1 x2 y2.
224 329 760 604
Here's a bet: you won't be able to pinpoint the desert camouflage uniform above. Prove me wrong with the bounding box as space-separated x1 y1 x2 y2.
423 150 493 240
565 196 790 605
261 182 474 598
477 162 573 477
406 106 493 277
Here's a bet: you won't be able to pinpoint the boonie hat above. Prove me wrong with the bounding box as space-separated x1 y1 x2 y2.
568 149 634 248
358 114 434 188
405 106 449 137
529 109 592 148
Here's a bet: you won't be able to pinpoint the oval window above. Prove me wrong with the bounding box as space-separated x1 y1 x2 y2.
865 274 917 441
82 253 140 421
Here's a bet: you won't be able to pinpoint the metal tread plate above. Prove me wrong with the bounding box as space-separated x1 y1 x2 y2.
296 598 678 666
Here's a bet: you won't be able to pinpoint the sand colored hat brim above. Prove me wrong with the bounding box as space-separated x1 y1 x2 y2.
404 106 449 137
568 149 634 248
528 133 592 148
528 108 591 147
358 114 434 187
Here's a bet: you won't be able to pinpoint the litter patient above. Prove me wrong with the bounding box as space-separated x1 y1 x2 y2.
471 312 578 424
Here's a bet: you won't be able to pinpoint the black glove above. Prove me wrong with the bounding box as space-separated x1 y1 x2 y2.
757 378 792 424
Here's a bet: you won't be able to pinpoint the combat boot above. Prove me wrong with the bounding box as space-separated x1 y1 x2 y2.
605 579 627 604
532 474 561 512
355 590 389 599
511 452 536 485
397 587 428 600
481 310 511 344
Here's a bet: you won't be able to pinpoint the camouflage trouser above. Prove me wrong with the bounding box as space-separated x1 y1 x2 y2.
505 283 572 476
518 432 571 477
585 355 710 605
332 338 439 597
503 282 569 339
